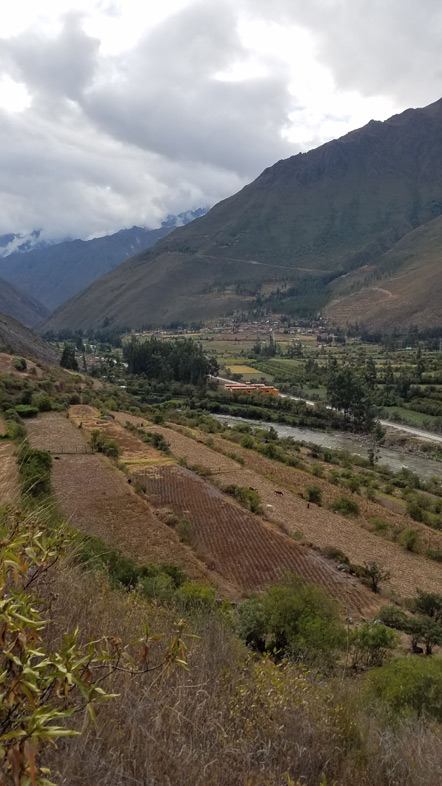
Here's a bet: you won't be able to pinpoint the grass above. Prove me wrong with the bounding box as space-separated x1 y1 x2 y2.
384 407 441 427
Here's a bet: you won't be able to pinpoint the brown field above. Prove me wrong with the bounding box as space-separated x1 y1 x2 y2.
136 464 377 616
69 405 166 466
26 413 216 587
26 412 88 453
0 442 19 503
112 412 239 473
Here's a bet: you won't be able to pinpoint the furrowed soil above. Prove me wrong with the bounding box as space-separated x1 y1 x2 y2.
25 414 215 588
115 414 442 601
135 463 376 616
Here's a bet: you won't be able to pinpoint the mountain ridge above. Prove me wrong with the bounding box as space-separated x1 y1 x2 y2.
43 98 442 331
0 210 207 311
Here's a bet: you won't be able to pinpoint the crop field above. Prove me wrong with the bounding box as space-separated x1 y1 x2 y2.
0 442 19 502
208 436 442 599
26 412 88 453
135 464 376 615
227 364 261 374
112 412 240 474
69 405 167 467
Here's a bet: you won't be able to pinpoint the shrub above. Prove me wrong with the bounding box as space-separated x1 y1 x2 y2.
331 495 359 516
399 528 419 552
367 657 442 719
176 518 193 545
369 517 389 534
237 576 344 670
12 357 26 371
223 485 262 514
322 546 350 565
19 447 53 497
406 500 424 522
175 582 217 612
34 394 53 412
350 623 398 668
101 439 120 457
427 548 442 562
376 605 408 630
15 404 39 418
306 485 322 505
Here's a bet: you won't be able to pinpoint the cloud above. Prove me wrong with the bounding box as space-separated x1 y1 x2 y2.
0 1 441 241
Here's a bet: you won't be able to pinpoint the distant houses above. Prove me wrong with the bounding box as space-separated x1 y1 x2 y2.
224 382 279 397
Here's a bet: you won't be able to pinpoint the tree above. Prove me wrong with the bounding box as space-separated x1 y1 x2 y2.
60 342 79 371
361 561 391 593
350 623 398 668
365 357 377 390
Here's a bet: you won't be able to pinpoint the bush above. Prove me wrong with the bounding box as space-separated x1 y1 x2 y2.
19 447 53 497
34 394 53 412
406 500 424 522
350 623 398 668
376 605 408 630
306 485 322 505
223 485 262 514
361 561 390 593
369 517 389 534
399 528 419 552
12 357 26 371
15 404 39 418
176 518 193 544
237 576 344 670
175 582 217 612
427 548 442 562
331 495 359 516
367 657 442 719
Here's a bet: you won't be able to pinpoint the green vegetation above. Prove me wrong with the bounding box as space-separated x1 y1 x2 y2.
331 494 360 516
123 336 218 385
222 484 263 514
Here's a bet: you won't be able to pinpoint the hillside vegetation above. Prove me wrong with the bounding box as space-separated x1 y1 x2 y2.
44 97 442 331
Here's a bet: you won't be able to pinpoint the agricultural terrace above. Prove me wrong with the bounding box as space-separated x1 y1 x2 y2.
25 413 212 586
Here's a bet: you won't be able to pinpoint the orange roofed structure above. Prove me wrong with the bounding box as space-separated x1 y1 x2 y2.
224 383 279 396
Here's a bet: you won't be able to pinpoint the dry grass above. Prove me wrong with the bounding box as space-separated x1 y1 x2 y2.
0 442 19 503
37 560 442 786
26 412 88 453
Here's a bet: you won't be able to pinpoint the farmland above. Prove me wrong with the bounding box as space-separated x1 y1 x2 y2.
135 463 375 615
25 413 213 586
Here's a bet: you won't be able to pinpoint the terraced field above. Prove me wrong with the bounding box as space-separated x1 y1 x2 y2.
136 464 377 616
26 414 212 586
69 405 166 467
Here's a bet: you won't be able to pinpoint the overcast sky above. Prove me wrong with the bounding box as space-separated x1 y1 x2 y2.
0 0 441 242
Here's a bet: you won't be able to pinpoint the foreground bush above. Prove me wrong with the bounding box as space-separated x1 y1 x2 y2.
236 576 344 670
367 657 442 720
331 494 360 516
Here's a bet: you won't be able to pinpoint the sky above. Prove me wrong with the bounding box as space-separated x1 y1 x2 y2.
0 0 441 243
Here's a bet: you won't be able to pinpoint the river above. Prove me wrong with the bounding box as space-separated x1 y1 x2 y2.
214 414 442 483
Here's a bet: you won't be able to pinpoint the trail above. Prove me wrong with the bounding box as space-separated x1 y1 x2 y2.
195 253 328 274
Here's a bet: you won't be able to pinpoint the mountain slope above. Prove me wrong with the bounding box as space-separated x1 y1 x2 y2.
0 311 57 364
0 277 48 327
0 210 206 310
325 213 442 330
44 98 442 331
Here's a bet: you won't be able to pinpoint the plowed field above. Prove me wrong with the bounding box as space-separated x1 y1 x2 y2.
26 414 212 586
136 464 377 616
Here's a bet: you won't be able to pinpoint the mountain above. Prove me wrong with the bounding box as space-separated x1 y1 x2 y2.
325 213 442 330
0 276 48 327
0 311 57 364
43 98 442 332
0 210 207 311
